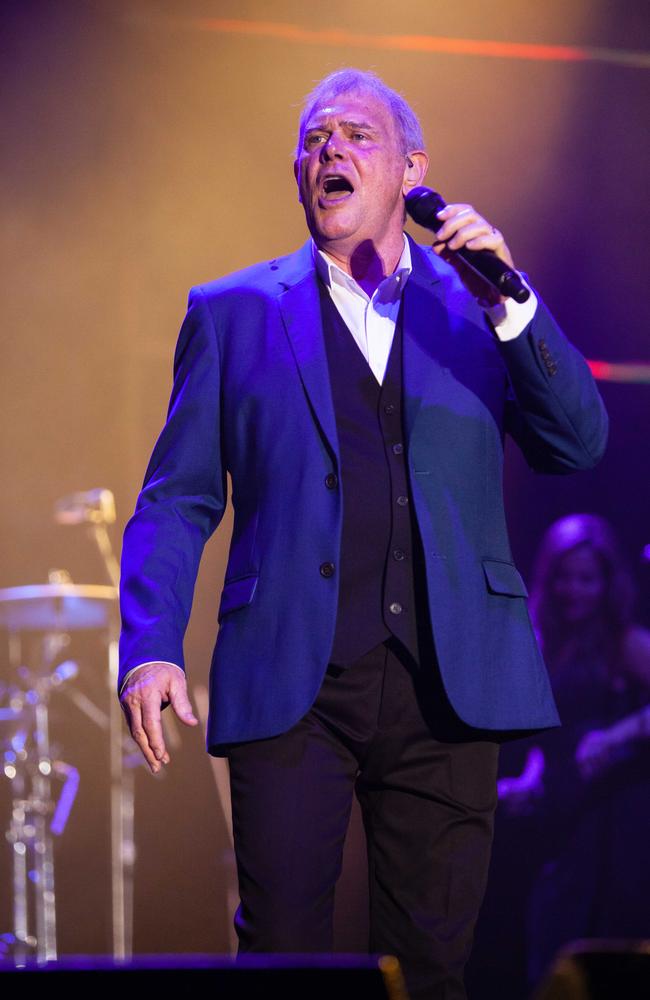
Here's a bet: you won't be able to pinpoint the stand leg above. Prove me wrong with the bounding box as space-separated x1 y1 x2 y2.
33 701 57 962
10 780 29 966
109 637 134 960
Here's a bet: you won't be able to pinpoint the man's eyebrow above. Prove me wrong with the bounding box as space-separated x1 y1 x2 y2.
340 119 378 132
305 119 379 133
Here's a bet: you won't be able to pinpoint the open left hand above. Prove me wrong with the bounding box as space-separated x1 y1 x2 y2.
120 662 198 774
432 203 515 306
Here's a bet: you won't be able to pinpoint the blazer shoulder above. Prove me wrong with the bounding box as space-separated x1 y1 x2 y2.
190 262 278 306
190 243 313 306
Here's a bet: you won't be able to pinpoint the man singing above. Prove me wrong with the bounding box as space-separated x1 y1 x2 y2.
118 69 608 998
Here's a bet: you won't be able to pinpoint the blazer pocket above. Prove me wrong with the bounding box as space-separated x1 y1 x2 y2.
217 573 259 623
482 559 528 597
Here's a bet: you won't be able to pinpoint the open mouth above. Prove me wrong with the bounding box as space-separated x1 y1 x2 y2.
321 175 354 200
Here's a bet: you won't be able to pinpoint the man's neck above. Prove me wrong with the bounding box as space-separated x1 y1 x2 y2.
317 236 405 298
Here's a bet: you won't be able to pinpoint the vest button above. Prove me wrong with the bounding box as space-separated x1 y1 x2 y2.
324 473 338 489
393 548 406 561
389 602 403 615
319 561 335 578
396 495 409 506
384 404 396 415
392 442 404 455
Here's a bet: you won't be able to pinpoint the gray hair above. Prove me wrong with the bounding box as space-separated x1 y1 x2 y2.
296 68 425 158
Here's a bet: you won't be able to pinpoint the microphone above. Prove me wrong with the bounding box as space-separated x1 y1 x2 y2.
405 186 530 304
54 487 116 526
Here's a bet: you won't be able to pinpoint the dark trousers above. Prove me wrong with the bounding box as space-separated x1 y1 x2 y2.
226 638 499 1000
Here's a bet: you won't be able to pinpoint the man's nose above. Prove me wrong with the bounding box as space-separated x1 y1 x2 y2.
320 134 345 161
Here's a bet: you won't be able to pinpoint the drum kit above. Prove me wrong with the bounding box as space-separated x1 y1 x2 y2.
0 489 137 965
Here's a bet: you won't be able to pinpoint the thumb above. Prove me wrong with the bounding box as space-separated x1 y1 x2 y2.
169 682 199 726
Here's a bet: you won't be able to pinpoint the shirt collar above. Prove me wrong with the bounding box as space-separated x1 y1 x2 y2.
313 234 412 303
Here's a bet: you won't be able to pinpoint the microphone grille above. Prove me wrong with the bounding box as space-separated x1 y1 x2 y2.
405 186 446 228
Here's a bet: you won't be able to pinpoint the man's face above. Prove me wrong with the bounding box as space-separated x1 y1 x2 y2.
294 90 411 256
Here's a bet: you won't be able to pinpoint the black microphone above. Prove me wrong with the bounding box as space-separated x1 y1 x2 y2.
405 186 530 304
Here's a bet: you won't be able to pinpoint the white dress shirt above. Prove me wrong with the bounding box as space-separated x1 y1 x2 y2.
120 236 537 694
314 234 537 384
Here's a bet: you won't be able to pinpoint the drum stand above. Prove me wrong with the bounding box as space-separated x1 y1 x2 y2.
1 487 130 963
2 637 78 964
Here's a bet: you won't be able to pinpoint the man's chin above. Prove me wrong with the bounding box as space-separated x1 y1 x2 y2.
308 219 362 250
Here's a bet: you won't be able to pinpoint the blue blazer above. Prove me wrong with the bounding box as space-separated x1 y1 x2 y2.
119 236 608 750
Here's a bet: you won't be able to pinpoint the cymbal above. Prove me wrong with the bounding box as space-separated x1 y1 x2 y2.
0 584 118 632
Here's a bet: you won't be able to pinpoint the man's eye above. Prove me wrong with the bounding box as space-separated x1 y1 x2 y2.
352 133 368 141
305 134 327 147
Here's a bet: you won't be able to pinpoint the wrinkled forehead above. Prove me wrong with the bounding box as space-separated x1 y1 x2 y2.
299 88 399 142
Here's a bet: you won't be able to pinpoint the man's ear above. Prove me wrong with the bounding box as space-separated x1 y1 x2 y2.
293 159 303 203
402 150 429 196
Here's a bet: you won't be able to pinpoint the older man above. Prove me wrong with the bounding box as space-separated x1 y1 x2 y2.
119 69 607 998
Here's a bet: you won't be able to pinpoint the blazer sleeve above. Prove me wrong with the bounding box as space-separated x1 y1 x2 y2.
118 286 227 689
497 296 609 473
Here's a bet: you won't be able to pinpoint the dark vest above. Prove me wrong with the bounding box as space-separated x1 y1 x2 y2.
319 281 422 666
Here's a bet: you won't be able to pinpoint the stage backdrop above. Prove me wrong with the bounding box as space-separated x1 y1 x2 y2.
1 0 648 977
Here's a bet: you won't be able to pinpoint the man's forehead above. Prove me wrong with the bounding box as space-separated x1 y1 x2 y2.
304 91 393 131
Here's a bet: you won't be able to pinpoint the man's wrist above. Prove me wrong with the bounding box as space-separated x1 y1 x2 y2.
484 278 538 341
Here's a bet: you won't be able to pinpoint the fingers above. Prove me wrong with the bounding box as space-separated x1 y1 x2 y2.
142 701 169 766
434 203 514 268
121 696 167 774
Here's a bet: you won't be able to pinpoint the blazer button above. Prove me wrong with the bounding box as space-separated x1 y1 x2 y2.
392 443 404 455
396 495 409 506
384 403 396 415
325 473 338 489
320 562 335 578
393 548 406 561
389 602 403 615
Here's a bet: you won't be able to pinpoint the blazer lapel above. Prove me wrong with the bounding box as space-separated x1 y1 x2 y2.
402 238 450 448
276 241 340 463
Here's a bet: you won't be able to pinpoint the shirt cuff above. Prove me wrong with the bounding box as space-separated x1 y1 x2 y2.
119 661 185 696
484 278 538 341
